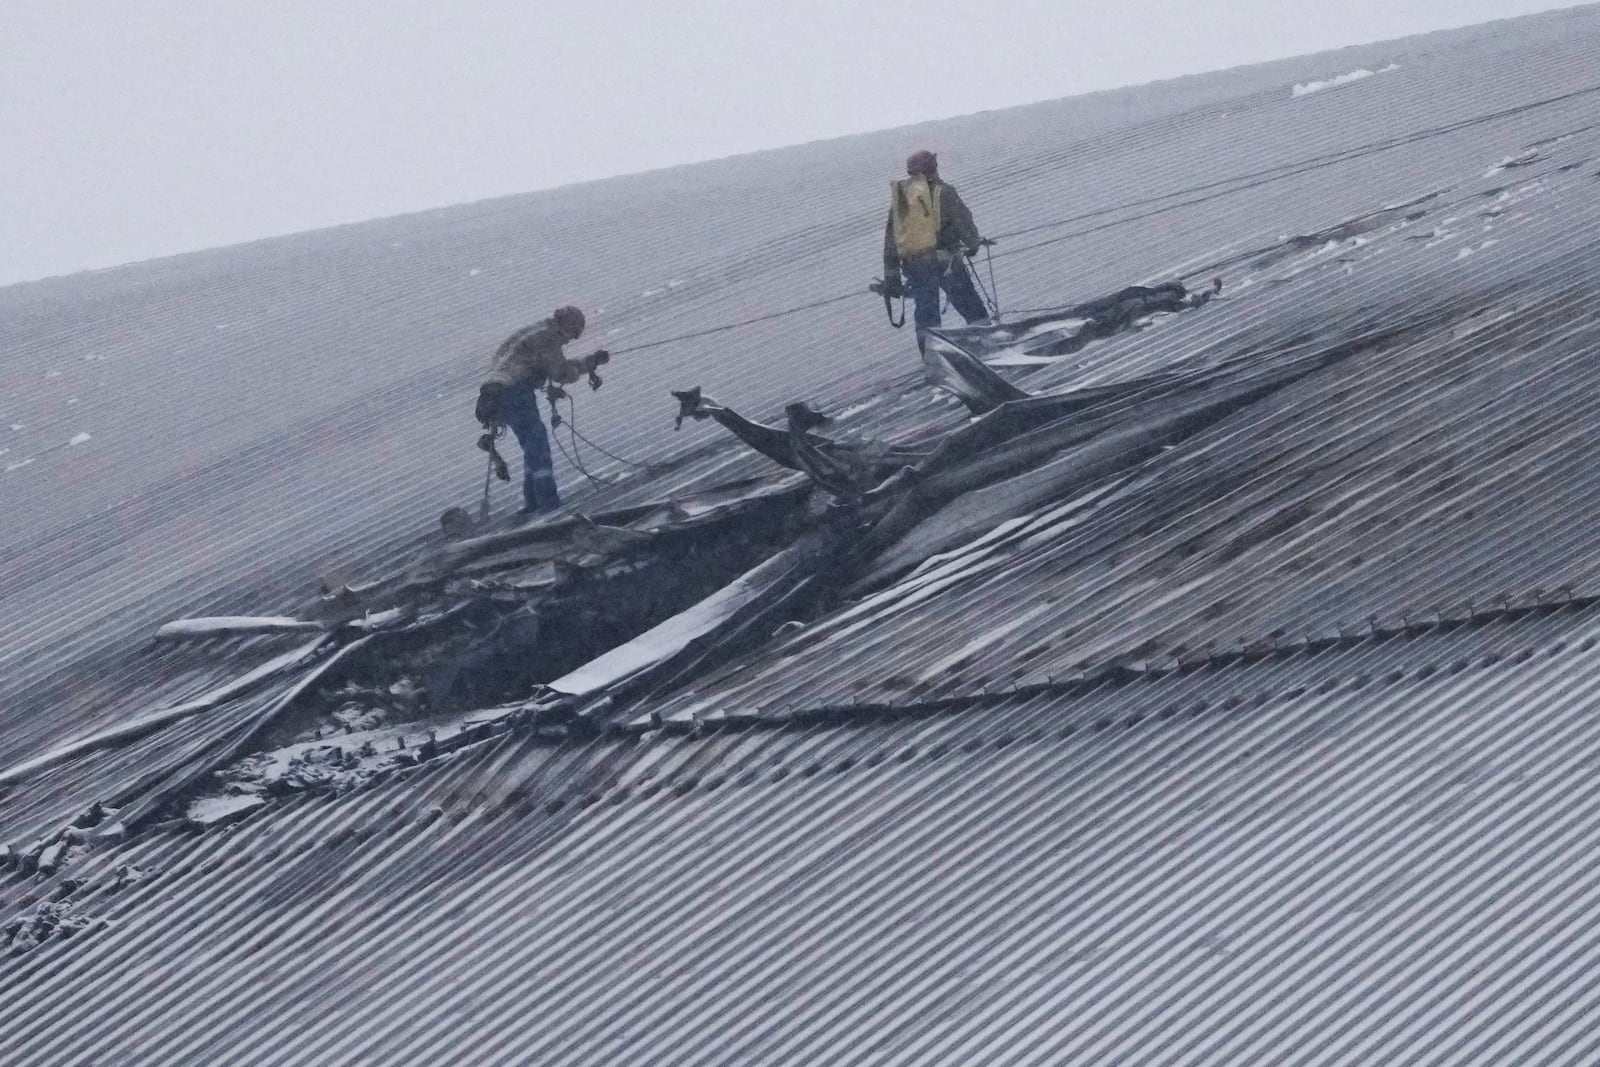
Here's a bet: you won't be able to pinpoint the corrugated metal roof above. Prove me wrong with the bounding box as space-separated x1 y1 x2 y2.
4 604 1600 1063
8 6 1600 1063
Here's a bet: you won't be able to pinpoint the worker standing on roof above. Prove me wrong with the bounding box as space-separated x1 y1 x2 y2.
882 150 991 331
474 305 610 516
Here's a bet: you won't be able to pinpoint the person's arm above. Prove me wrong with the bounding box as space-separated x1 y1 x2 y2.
942 184 982 253
547 353 582 385
545 348 611 388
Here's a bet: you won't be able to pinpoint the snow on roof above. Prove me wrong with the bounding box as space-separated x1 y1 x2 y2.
1291 63 1402 97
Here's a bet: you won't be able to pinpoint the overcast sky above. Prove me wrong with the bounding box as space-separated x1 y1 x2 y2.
1 0 1590 286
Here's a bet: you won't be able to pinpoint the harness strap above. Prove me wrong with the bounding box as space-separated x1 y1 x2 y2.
884 288 906 328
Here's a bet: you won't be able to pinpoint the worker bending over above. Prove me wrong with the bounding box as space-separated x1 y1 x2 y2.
475 304 609 516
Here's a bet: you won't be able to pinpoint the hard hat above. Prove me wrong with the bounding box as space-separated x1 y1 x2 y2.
552 305 586 338
906 150 939 177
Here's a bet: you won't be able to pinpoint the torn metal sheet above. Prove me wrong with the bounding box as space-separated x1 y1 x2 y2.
153 616 327 641
920 280 1221 412
544 523 842 703
0 636 331 788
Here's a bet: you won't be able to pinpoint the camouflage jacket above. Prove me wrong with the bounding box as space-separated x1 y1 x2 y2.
485 318 586 388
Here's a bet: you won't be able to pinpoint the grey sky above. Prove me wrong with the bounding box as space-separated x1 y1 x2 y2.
1 0 1589 286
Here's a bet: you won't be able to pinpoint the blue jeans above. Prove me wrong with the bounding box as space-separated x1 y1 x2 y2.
905 255 989 330
501 384 560 513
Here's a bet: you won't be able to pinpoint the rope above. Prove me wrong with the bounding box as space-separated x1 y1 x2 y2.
542 390 668 493
964 247 1001 320
595 83 1600 356
608 291 861 355
549 405 606 488
479 434 495 520
984 243 1001 318
562 394 663 471
990 151 1588 318
551 429 604 488
985 90 1600 250
539 389 605 489
882 285 906 328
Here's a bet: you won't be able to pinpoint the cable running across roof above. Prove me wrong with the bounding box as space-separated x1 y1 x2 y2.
606 81 1600 357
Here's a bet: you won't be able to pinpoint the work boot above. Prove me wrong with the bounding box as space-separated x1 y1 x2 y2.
515 502 559 521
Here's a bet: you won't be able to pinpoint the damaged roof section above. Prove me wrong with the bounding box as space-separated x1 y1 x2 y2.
0 141 1586 860
8 111 1600 851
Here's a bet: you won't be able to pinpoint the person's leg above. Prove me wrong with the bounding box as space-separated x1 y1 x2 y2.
943 257 990 323
502 386 561 513
903 258 944 330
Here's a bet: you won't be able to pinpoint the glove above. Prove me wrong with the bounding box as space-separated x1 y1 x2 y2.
580 350 610 390
475 381 507 427
878 273 904 298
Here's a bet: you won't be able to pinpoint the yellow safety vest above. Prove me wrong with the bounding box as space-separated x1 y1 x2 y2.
890 177 941 258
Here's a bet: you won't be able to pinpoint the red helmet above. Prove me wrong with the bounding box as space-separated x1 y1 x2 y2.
552 305 586 338
906 150 939 177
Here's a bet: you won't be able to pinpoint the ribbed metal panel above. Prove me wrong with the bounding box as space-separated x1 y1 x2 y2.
4 607 1600 1064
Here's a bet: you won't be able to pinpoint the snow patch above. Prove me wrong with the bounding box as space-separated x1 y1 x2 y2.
1020 317 1090 341
187 794 266 829
45 370 61 379
8 424 21 432
1292 64 1398 97
5 458 36 472
67 432 91 446
833 396 887 420
1485 149 1541 177
989 351 1076 368
155 615 321 639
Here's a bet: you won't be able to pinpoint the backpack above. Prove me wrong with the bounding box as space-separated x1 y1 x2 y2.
890 177 941 258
